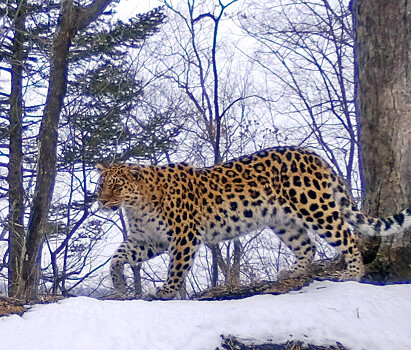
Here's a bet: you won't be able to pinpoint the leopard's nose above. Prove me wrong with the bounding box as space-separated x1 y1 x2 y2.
97 191 110 205
98 200 119 211
98 200 107 208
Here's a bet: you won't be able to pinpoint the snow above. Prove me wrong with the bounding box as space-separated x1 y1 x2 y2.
1 281 410 350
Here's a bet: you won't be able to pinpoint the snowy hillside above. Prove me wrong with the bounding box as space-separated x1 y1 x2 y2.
1 281 410 350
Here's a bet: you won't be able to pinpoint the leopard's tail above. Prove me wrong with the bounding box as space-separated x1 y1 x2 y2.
339 195 411 238
332 182 410 236
350 207 411 237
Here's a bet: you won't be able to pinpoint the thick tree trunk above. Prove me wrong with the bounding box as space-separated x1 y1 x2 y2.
353 0 411 281
20 0 77 300
8 0 27 298
19 0 113 300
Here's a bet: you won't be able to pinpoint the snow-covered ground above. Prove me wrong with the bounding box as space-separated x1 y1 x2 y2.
1 281 410 350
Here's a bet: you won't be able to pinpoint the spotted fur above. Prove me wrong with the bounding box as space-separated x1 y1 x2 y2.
96 146 411 299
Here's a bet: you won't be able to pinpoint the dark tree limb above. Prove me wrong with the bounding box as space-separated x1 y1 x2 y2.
8 0 27 298
194 258 345 301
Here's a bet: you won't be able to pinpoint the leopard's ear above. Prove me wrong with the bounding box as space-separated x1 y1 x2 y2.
128 165 142 180
96 164 107 172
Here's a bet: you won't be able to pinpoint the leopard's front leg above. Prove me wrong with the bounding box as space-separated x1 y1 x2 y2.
147 231 201 300
111 237 167 296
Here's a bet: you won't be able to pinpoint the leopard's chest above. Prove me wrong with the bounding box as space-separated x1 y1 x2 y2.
124 207 169 243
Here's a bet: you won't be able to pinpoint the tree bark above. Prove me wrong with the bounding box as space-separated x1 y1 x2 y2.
8 0 27 298
352 0 411 281
20 0 114 300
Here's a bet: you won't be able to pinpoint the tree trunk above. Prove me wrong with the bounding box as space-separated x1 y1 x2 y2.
210 244 219 287
353 0 411 281
8 0 27 298
19 0 113 300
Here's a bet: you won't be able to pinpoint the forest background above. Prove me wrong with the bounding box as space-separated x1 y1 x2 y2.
0 0 409 300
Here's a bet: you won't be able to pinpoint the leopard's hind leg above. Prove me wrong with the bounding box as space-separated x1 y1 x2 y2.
312 218 365 280
270 223 316 279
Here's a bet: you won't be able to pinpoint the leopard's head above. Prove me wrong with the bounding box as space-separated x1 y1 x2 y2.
96 163 142 211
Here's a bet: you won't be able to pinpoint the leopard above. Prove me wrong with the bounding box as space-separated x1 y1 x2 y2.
96 146 411 300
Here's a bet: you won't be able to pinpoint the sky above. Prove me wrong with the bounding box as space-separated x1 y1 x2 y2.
1 280 410 350
114 0 162 19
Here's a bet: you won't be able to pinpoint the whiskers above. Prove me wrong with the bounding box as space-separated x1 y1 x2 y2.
98 200 121 211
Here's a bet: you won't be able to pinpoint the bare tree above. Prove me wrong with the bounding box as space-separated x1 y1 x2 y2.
240 0 358 190
159 0 262 288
